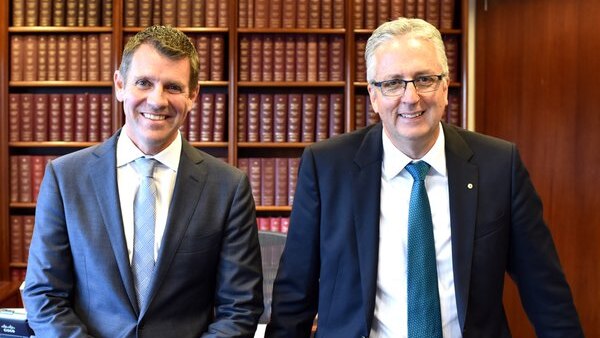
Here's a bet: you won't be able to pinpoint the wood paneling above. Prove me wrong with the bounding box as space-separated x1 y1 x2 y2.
475 0 600 337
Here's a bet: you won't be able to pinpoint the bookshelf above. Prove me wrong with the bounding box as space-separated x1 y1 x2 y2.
0 0 468 281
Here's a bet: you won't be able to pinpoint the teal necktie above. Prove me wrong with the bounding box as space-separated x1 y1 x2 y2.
405 161 443 337
132 157 157 309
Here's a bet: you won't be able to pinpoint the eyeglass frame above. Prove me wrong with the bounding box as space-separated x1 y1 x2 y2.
370 74 446 97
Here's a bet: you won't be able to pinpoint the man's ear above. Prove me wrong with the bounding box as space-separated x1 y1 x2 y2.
187 82 200 111
114 70 125 102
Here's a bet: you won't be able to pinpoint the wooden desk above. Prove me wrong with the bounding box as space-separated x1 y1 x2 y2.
0 281 22 307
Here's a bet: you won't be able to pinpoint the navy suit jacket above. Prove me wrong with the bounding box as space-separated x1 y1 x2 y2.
266 122 582 338
24 131 263 338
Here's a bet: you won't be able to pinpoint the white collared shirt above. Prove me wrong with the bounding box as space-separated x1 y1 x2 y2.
116 131 181 263
370 123 462 338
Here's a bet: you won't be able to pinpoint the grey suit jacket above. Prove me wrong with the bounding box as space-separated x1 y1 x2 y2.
24 131 263 338
267 122 582 338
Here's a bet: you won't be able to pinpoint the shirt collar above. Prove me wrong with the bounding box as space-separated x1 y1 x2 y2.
382 122 447 179
116 130 182 172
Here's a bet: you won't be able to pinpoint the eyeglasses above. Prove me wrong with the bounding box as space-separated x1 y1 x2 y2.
371 74 445 97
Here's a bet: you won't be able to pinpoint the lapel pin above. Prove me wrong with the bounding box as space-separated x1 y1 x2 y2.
467 183 474 189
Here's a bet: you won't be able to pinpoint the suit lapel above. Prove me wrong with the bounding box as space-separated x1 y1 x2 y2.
89 132 139 311
352 124 384 330
144 140 207 313
442 123 478 331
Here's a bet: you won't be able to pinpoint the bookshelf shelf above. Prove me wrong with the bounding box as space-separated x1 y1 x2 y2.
238 142 312 148
238 81 346 88
9 81 113 87
8 27 113 33
237 28 346 34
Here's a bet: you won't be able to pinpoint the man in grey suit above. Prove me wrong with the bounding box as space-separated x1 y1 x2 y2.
266 18 582 337
23 26 263 337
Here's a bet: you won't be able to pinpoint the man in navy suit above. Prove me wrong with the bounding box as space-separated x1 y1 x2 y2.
23 26 263 337
266 18 582 337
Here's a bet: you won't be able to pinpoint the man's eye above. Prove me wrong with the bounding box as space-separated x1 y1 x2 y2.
382 79 402 89
135 79 151 88
416 76 434 85
166 85 183 93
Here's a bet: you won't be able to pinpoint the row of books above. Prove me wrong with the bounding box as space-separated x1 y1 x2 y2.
238 93 344 143
9 216 35 265
238 157 301 207
124 0 228 28
239 0 345 29
180 93 227 143
11 0 112 27
354 35 461 83
10 156 58 204
257 217 290 234
354 0 456 30
10 34 113 82
9 93 113 143
239 34 344 82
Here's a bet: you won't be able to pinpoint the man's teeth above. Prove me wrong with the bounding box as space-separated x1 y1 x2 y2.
143 113 166 120
400 111 424 118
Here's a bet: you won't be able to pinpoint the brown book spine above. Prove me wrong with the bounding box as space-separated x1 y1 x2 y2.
23 216 35 262
417 0 426 20
287 93 302 142
332 0 344 28
444 36 459 82
99 34 112 81
47 35 58 81
57 35 68 81
100 94 112 140
329 93 344 136
10 157 19 203
320 0 333 28
282 0 296 28
238 0 248 28
237 94 248 142
284 35 296 81
355 94 367 129
66 0 77 26
246 0 254 27
259 94 274 142
88 94 101 142
273 35 285 82
12 0 25 26
20 94 34 142
124 0 137 26
274 158 289 206
440 0 455 29
200 93 215 142
307 35 318 82
10 35 23 81
191 0 204 26
152 0 162 25
270 0 282 28
261 158 276 206
37 35 48 81
62 94 75 141
178 0 191 27
86 0 100 26
10 216 24 264
250 35 263 82
23 35 38 81
49 94 62 141
196 35 211 81
301 94 316 142
273 94 288 142
295 35 308 82
9 94 20 142
138 0 152 26
87 34 100 81
405 0 417 18
162 0 177 26
68 34 81 81
315 94 330 141
317 35 329 81
377 0 389 26
205 0 218 27
288 157 300 205
329 36 344 81
355 37 367 82
308 0 320 28
446 91 461 126
238 35 251 82
353 0 364 29
187 99 200 142
367 95 380 125
18 156 32 203
426 0 441 27
296 0 308 28
391 0 406 18
74 93 88 142
249 158 262 205
217 0 228 27
262 35 274 81
254 0 268 28
237 158 249 178
102 0 113 26
80 35 88 81
25 0 39 26
33 94 49 142
247 94 261 142
213 93 227 142
31 155 45 202
210 34 225 81
364 0 376 29
77 0 86 26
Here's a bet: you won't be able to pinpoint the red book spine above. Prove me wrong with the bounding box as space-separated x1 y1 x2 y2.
377 0 389 26
100 94 112 140
238 0 248 28
87 34 100 81
238 35 251 82
237 94 248 142
329 36 344 81
20 94 34 142
353 0 364 29
446 91 461 126
10 216 24 264
261 158 276 206
355 95 367 129
287 94 302 142
391 0 406 18
296 0 308 28
270 217 282 232
258 217 270 231
88 93 101 142
10 157 19 203
162 0 177 26
262 35 274 82
364 0 376 29
210 35 225 81
295 35 308 82
38 35 48 81
355 37 367 82
18 156 32 203
74 93 88 142
273 35 285 82
23 216 35 262
68 34 82 81
282 0 296 28
259 94 274 142
288 157 300 205
62 94 75 141
440 0 456 29
249 158 262 205
213 93 227 142
31 155 45 202
254 0 268 28
247 94 261 142
99 34 112 81
187 99 200 142
273 94 288 142
270 0 282 28
237 158 249 177
33 94 49 142
308 0 320 28
301 94 316 142
317 35 329 82
23 35 38 81
329 93 344 136
47 35 58 81
320 0 332 28
9 94 20 142
307 35 318 82
417 0 426 20
196 35 211 81
250 35 263 82
10 35 23 81
57 35 68 81
205 0 218 27
426 0 441 27
315 94 330 141
332 0 344 28
274 157 289 206
444 36 459 82
284 35 296 81
405 0 417 18
177 0 191 27
80 35 88 81
200 93 215 142
280 217 290 233
49 94 62 141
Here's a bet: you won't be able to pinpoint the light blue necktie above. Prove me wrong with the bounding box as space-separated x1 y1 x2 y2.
132 157 157 309
405 161 443 338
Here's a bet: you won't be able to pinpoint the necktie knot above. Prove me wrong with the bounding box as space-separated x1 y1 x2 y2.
406 161 430 181
134 157 157 178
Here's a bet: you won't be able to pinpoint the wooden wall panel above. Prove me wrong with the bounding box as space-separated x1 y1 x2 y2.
475 0 600 337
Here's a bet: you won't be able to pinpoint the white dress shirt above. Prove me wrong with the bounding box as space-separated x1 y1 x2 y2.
369 124 462 338
116 131 181 263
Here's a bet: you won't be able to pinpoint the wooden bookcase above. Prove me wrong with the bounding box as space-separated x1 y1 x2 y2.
0 0 468 281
